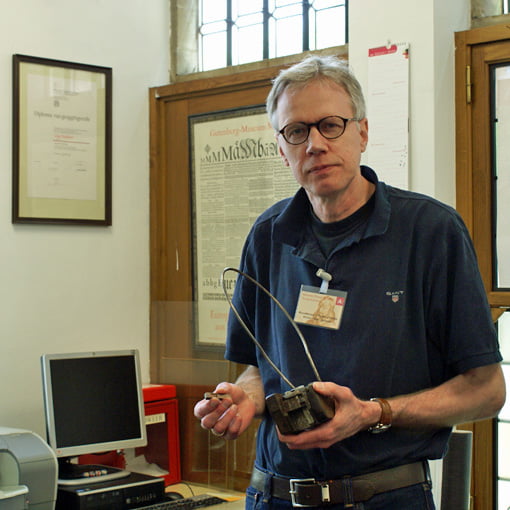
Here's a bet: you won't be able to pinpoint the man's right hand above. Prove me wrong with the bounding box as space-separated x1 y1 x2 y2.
193 382 257 440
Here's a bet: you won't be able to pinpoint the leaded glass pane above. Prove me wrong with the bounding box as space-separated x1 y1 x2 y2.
499 422 510 480
274 0 301 8
493 65 510 289
201 0 227 23
500 310 510 361
273 15 302 58
273 2 303 19
233 24 264 64
200 20 227 36
313 6 345 50
497 312 510 510
500 365 510 421
233 0 263 16
235 12 263 28
312 0 343 7
498 480 510 510
201 32 228 71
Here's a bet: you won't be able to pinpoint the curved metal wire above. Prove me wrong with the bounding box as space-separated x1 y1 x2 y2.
221 267 323 388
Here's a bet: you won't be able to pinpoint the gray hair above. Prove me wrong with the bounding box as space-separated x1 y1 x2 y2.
266 54 366 130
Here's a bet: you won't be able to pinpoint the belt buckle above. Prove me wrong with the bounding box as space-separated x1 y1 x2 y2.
289 478 330 507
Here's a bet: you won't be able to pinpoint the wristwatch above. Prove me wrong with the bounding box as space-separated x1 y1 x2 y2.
368 397 392 433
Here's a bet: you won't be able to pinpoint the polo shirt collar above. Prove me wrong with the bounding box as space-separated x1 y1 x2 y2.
273 165 391 250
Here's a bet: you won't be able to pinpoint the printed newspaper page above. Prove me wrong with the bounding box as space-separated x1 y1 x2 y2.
190 107 298 345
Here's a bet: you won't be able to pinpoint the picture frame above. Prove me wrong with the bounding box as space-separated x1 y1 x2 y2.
12 54 112 225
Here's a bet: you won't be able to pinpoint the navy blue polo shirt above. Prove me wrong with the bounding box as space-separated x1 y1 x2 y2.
225 166 501 479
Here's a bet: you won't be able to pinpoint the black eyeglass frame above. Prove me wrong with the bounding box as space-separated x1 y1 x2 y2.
278 115 360 145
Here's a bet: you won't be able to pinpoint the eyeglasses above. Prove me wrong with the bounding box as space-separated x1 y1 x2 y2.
278 115 359 145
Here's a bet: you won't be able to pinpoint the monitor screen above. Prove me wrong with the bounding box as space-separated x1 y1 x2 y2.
41 350 147 459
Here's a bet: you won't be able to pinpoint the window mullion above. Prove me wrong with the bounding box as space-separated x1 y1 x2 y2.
227 0 233 66
345 0 349 42
302 0 310 52
263 0 269 60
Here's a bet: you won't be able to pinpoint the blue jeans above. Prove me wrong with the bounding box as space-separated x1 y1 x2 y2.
245 482 436 510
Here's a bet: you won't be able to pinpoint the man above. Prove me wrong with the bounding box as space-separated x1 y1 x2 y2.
194 55 505 509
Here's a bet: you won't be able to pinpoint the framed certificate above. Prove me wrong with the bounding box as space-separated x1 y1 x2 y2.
12 54 112 225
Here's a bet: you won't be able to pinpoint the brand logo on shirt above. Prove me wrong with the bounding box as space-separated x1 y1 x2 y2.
386 290 404 303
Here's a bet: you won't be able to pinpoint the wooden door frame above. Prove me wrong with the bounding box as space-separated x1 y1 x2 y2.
455 22 510 510
148 62 297 490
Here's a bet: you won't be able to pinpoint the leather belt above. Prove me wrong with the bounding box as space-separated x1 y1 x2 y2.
250 462 429 507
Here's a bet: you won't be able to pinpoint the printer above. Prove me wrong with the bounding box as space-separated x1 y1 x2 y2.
0 427 57 510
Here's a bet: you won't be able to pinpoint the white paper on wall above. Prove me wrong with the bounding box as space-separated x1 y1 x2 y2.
367 42 410 190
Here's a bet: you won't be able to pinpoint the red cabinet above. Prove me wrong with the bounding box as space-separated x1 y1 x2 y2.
134 384 181 486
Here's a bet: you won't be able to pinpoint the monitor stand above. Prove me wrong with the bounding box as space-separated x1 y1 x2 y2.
57 458 131 486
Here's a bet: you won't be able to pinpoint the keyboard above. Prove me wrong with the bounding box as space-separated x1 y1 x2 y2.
134 494 228 510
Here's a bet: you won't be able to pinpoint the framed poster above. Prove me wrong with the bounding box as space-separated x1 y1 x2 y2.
189 105 299 348
12 54 112 225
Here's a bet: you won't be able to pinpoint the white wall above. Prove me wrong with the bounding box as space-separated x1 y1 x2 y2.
0 0 169 435
349 0 470 206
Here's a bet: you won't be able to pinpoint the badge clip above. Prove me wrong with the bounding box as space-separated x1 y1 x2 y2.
316 268 332 294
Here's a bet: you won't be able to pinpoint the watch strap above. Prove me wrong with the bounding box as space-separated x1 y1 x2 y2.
368 397 392 433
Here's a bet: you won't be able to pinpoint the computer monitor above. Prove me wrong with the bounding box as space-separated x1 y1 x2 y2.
41 349 147 485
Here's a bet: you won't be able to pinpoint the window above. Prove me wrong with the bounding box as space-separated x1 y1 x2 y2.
492 64 510 291
199 0 348 71
492 62 510 510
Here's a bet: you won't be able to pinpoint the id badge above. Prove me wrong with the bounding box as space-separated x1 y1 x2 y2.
294 285 347 330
